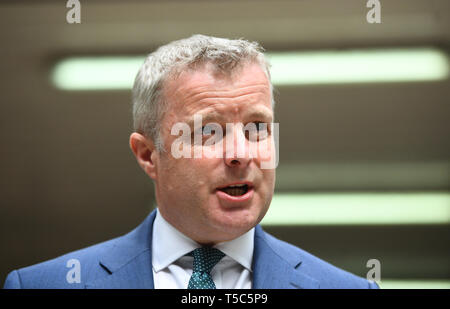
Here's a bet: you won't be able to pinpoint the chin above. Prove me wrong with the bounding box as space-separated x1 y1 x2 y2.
209 209 260 238
204 194 269 239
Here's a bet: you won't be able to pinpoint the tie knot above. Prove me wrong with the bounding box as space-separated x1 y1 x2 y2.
189 247 225 274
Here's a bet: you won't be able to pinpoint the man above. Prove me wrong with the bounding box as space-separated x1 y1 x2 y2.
4 35 378 289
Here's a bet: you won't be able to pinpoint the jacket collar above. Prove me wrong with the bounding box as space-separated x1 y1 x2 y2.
86 210 156 289
87 210 318 289
252 225 319 289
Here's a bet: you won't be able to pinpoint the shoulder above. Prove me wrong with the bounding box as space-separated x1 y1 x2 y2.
4 211 157 289
257 227 379 289
3 236 120 289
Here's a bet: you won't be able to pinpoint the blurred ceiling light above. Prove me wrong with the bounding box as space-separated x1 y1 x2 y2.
51 48 448 90
267 48 449 85
378 279 450 289
52 56 143 90
260 192 450 226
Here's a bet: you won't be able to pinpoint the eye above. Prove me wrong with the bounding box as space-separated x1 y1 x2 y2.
191 122 223 146
255 122 266 131
252 122 268 131
244 122 269 141
202 124 216 135
192 124 217 138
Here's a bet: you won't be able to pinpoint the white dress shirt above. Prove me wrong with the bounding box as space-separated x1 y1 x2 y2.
152 209 254 289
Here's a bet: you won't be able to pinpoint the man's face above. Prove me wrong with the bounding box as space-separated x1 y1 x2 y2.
154 62 275 245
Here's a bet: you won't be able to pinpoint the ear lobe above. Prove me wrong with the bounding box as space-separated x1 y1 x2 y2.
129 132 158 179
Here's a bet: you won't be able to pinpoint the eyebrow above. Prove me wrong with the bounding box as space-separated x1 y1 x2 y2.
185 111 225 128
185 109 273 128
243 109 273 122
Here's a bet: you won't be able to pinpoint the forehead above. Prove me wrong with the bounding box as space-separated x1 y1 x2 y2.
162 62 272 120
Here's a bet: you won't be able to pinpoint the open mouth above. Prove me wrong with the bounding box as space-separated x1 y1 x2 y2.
218 184 250 197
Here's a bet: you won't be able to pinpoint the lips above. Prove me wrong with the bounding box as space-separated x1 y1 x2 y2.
217 182 253 200
218 184 249 196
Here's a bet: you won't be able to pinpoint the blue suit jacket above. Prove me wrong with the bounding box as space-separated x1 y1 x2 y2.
3 210 378 289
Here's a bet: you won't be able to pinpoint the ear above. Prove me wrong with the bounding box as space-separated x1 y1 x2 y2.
129 132 158 180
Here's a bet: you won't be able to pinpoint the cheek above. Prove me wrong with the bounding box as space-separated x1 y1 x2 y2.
249 139 277 169
158 157 190 192
200 144 224 159
162 157 215 193
259 170 275 198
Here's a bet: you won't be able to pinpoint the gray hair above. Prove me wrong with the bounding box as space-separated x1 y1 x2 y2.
132 34 274 152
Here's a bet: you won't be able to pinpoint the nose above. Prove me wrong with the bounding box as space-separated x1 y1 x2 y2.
224 123 251 168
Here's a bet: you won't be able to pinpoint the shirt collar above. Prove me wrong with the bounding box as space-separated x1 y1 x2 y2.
214 226 254 272
152 208 254 272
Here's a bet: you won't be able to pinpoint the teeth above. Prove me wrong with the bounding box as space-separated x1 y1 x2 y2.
220 184 249 196
223 187 246 196
228 184 246 188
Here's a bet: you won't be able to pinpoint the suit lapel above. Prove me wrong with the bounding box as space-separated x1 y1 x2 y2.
252 225 319 289
86 210 318 289
86 210 157 289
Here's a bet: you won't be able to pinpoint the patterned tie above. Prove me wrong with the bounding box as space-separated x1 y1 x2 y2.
187 247 225 289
